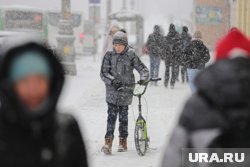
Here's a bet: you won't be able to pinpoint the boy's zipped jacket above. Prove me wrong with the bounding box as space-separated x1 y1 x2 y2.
101 46 149 106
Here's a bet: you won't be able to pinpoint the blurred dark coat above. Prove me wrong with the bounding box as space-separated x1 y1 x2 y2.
0 42 88 167
161 57 250 167
183 39 210 69
163 27 182 63
100 47 149 106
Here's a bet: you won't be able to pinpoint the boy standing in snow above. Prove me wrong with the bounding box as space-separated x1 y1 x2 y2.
100 31 149 155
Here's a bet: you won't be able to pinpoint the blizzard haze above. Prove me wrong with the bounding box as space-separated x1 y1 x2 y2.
0 0 193 29
0 0 213 167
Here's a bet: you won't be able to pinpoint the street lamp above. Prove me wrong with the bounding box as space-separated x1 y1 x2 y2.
56 0 77 75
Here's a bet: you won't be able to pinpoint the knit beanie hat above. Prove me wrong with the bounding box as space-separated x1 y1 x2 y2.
113 31 128 46
215 28 250 61
193 30 202 39
169 24 175 31
183 26 188 33
9 51 51 81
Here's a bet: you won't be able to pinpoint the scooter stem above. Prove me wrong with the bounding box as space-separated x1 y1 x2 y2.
138 95 142 116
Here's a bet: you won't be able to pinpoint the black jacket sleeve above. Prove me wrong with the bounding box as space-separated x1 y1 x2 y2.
67 116 88 167
100 51 115 86
131 51 149 81
200 46 210 65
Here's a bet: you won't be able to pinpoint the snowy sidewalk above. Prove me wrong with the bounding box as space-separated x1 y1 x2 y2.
59 55 191 167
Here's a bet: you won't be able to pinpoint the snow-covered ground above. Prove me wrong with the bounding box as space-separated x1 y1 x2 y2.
59 55 191 167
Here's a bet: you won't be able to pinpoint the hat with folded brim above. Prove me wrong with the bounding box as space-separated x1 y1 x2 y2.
9 51 51 81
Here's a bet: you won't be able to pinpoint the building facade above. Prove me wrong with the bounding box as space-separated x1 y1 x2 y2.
236 0 250 36
193 0 230 49
229 0 238 27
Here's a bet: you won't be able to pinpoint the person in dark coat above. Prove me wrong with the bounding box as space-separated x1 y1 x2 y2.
183 30 210 93
146 25 164 86
161 29 250 167
0 41 88 167
163 24 182 89
180 26 192 83
100 31 149 155
103 24 120 56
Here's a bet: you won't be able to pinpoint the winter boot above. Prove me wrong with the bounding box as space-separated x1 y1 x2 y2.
101 138 113 155
118 138 128 152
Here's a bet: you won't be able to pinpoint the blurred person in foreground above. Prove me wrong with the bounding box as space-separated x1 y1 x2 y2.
100 31 149 155
161 28 250 167
146 25 164 86
183 30 210 93
0 41 88 167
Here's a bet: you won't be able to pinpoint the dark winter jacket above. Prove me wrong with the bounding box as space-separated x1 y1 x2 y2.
183 39 210 69
146 25 164 57
180 31 192 51
163 27 182 63
100 47 149 106
0 42 88 167
161 57 250 167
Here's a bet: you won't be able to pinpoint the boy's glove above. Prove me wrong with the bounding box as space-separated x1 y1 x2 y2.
138 80 147 85
112 79 123 90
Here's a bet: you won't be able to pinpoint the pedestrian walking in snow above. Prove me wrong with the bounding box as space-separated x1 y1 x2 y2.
103 24 120 55
183 31 210 93
161 28 250 167
100 31 149 155
146 25 164 86
0 41 88 167
163 24 182 89
180 26 192 83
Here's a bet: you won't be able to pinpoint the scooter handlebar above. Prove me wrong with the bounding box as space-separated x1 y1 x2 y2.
118 78 162 93
150 78 162 82
136 78 162 85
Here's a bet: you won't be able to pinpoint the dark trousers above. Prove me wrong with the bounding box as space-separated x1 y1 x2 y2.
150 56 161 79
176 65 180 81
164 59 179 87
181 65 188 83
105 103 129 139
